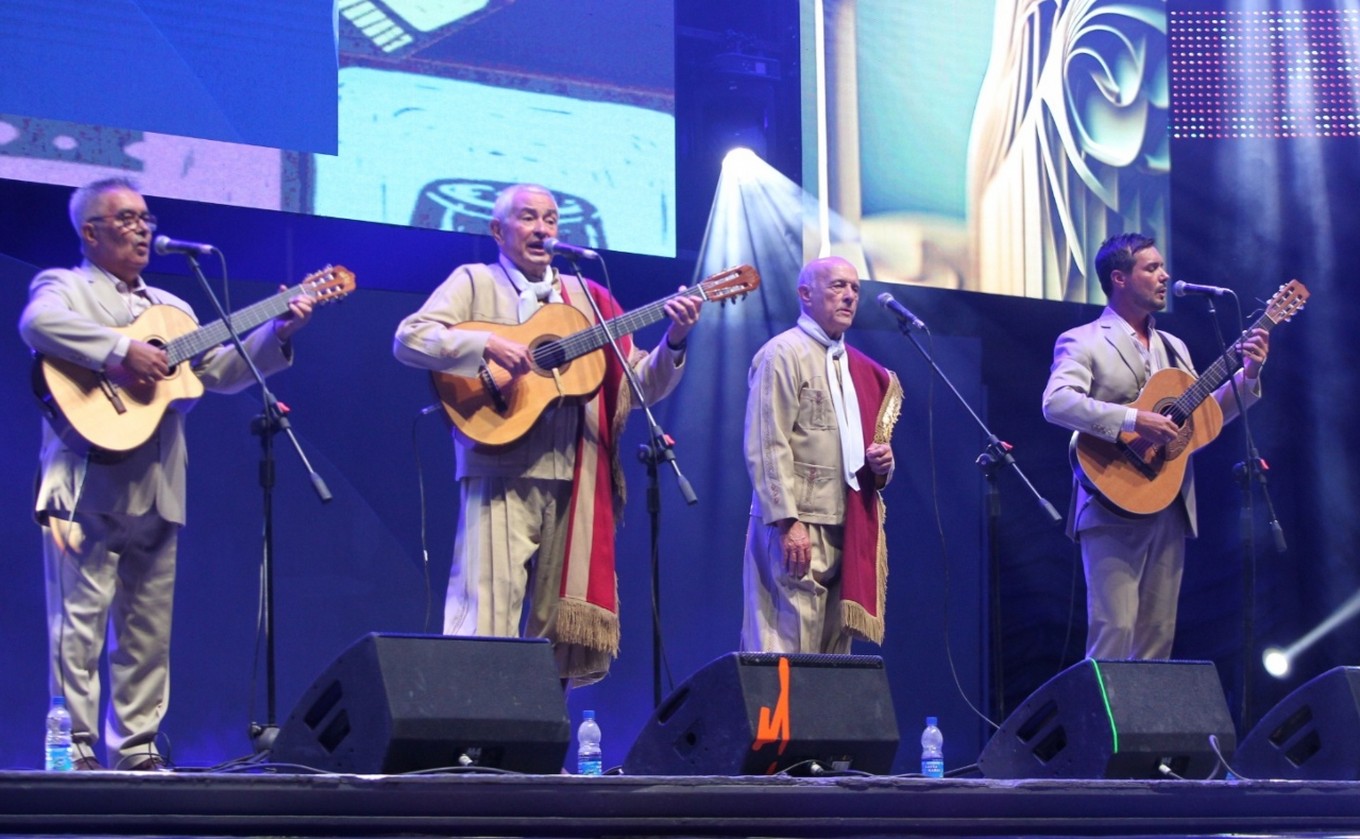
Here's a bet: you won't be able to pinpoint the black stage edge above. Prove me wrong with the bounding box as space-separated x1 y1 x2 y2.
5 771 1360 837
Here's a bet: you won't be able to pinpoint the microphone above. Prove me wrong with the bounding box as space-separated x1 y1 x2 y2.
153 235 216 256
1172 280 1232 297
543 237 599 261
877 292 926 331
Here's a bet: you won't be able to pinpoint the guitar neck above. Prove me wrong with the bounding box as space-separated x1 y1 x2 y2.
1169 309 1278 420
164 285 303 366
553 287 701 363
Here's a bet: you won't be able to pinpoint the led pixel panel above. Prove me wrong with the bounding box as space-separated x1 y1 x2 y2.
1171 7 1360 140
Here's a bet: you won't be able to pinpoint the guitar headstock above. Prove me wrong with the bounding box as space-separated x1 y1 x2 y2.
697 264 761 303
300 265 357 305
1264 279 1308 325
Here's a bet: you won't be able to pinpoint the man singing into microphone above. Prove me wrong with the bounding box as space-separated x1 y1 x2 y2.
393 183 702 686
741 256 902 653
19 177 313 770
1042 233 1269 659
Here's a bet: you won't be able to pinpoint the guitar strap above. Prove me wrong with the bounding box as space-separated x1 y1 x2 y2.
1159 331 1189 374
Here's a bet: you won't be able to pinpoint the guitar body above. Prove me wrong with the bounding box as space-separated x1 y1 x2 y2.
1072 367 1224 516
432 304 607 447
30 264 355 458
35 305 206 456
427 263 761 447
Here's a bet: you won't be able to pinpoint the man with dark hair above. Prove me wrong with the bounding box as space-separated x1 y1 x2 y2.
20 177 313 770
1042 233 1269 659
394 183 702 687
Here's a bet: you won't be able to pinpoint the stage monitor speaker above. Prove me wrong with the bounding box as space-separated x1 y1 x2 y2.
1236 666 1360 780
270 633 569 774
978 658 1235 780
622 652 899 776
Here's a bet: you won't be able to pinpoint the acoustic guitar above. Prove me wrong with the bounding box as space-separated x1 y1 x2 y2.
33 265 356 459
432 264 760 447
1071 279 1308 516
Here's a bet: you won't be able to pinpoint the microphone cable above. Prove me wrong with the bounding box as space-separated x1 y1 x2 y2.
915 328 1003 734
410 404 444 634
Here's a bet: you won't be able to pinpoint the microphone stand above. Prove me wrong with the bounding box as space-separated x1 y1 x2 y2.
1201 294 1283 729
177 253 332 756
560 259 695 709
887 317 1061 723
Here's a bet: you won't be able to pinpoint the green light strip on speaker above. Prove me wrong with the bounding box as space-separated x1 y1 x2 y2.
1090 659 1119 754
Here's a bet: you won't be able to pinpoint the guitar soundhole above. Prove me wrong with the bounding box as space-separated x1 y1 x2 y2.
530 336 569 376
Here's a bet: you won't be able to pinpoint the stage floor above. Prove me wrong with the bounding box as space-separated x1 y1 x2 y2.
4 769 1360 838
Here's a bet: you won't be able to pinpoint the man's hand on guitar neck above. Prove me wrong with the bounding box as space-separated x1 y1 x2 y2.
273 287 315 343
1239 327 1270 380
661 287 703 351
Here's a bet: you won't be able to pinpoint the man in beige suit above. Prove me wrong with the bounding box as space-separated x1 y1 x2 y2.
393 183 701 687
1042 233 1268 659
742 256 902 654
19 178 313 770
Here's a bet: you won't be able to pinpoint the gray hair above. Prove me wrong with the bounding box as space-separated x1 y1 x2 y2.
69 176 141 235
490 183 555 224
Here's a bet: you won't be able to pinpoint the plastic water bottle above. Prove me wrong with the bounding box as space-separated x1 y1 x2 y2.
45 697 73 772
577 710 602 776
921 716 944 778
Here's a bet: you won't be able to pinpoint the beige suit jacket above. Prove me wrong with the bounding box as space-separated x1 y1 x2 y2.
746 327 857 527
1042 307 1260 539
392 261 684 480
20 262 293 525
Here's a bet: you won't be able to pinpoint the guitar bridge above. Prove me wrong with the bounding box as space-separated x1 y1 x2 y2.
98 374 128 415
1115 438 1160 481
478 366 509 414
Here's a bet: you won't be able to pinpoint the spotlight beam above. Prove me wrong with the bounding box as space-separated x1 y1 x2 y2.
1263 586 1360 678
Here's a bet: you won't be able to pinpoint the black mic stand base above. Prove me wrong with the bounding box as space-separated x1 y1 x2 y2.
249 722 279 755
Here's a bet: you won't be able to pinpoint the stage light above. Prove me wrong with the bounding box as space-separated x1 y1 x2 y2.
695 142 804 284
722 147 762 183
723 147 759 170
1263 647 1291 679
1260 588 1360 680
695 140 861 293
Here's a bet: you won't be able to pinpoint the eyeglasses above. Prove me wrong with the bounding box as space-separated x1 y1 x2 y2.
86 210 158 232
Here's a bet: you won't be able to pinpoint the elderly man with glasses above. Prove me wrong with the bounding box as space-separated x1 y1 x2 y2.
18 177 314 770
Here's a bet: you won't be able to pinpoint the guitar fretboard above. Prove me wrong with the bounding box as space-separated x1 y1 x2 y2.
164 284 305 366
531 286 710 368
1167 308 1280 422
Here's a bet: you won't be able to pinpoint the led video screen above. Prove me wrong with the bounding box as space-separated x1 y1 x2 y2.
805 0 1170 302
0 0 677 258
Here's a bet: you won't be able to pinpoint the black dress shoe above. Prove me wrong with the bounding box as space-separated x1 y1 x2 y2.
126 755 170 772
73 756 103 771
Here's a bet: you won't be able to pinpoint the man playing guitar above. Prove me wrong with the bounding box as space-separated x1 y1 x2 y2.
393 183 702 688
1042 233 1269 660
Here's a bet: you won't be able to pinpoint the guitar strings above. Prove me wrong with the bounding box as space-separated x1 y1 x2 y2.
525 284 716 369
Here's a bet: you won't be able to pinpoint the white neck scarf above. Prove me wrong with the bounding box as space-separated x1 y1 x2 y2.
798 314 864 490
500 256 562 323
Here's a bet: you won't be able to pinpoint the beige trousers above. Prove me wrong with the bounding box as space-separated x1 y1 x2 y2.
1078 500 1189 660
43 511 177 768
445 476 609 682
741 517 852 654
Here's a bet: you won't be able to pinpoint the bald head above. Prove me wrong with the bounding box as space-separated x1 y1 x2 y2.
797 256 861 339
